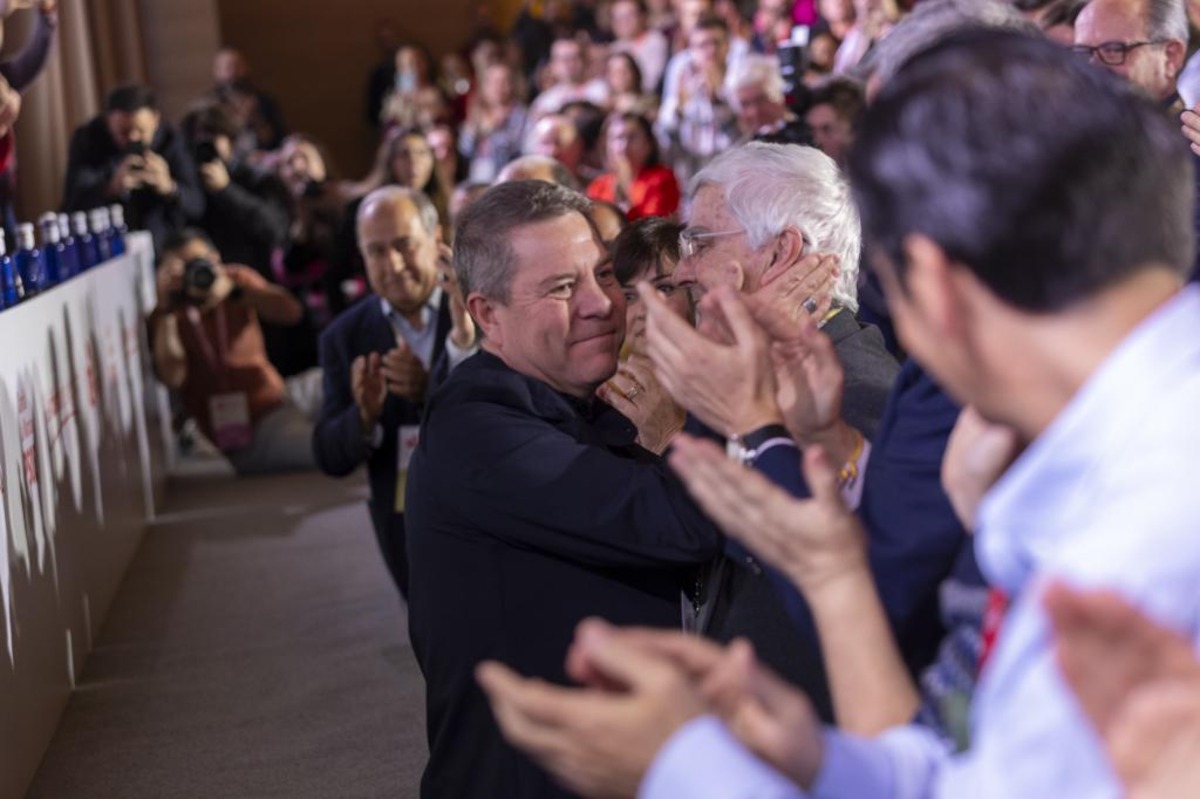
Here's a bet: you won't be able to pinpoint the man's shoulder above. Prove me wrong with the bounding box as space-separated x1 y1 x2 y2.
70 116 111 150
321 297 383 346
827 312 899 384
430 352 572 425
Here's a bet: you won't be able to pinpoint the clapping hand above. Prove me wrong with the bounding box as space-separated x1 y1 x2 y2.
380 343 428 402
669 433 868 593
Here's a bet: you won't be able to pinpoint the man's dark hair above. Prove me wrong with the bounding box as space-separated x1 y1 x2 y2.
105 84 158 114
454 180 594 303
848 29 1195 312
693 14 730 37
560 100 608 152
614 0 648 13
613 217 683 285
809 78 866 130
160 227 216 261
181 103 239 144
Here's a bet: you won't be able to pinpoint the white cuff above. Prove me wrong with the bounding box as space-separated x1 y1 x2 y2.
840 439 872 511
445 333 478 371
639 716 805 799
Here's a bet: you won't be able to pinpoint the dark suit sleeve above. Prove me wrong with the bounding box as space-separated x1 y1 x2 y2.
312 325 371 477
161 131 205 223
63 125 116 212
857 366 967 654
431 402 721 569
735 364 966 671
210 173 289 251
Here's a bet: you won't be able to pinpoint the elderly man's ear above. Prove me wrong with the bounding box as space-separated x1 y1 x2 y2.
760 227 808 287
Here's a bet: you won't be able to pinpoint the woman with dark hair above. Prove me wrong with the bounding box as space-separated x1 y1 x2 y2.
597 216 690 454
383 127 448 221
272 133 347 343
611 216 692 356
331 127 448 313
587 111 680 220
426 122 470 197
603 51 659 118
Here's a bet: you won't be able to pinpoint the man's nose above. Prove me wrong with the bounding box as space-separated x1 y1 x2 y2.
576 276 614 318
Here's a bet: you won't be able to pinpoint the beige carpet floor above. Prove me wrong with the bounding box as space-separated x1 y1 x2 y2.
25 470 426 799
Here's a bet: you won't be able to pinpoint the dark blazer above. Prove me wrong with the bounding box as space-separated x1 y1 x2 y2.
703 311 901 719
405 351 721 799
63 116 204 254
311 294 453 595
711 359 969 723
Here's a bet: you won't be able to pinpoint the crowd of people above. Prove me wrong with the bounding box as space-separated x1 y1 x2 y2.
11 0 1200 795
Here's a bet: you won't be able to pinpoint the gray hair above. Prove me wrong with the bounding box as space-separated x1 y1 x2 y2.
858 0 1039 88
496 155 580 190
689 142 862 312
454 180 594 303
1146 0 1188 43
725 53 785 110
356 185 439 236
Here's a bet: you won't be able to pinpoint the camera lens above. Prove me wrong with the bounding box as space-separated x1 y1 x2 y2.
184 257 217 295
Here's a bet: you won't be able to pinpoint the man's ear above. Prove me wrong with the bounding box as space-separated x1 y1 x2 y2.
1166 39 1187 80
760 227 806 287
467 293 500 345
901 233 965 340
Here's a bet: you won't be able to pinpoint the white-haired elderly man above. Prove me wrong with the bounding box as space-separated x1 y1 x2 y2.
725 53 806 143
646 140 901 717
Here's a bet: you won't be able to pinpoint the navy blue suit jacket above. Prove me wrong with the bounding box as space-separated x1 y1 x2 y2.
735 361 969 712
311 294 453 515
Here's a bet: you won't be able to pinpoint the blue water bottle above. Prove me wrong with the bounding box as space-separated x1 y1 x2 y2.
72 212 99 270
108 204 127 257
14 223 44 296
57 213 80 279
0 230 25 308
38 213 63 287
90 208 112 263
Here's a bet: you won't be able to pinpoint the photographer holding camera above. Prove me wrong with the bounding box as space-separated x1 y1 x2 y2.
64 84 204 253
181 103 289 276
178 104 318 377
149 228 316 476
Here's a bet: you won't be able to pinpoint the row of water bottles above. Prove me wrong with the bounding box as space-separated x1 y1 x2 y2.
0 204 129 309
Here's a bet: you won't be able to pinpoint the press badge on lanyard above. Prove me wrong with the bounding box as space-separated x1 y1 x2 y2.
395 425 420 512
188 305 253 451
386 305 429 514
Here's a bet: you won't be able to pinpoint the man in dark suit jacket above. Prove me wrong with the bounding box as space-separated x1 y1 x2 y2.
405 181 723 799
654 141 911 713
312 186 476 599
63 84 204 254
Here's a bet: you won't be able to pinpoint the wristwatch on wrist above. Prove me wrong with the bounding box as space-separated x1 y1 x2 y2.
726 423 794 466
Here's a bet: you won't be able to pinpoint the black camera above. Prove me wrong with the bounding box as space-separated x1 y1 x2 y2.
181 257 217 302
301 178 324 199
193 140 220 165
125 140 148 158
777 26 812 115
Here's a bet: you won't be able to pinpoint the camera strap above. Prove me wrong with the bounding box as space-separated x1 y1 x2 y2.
185 304 232 390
